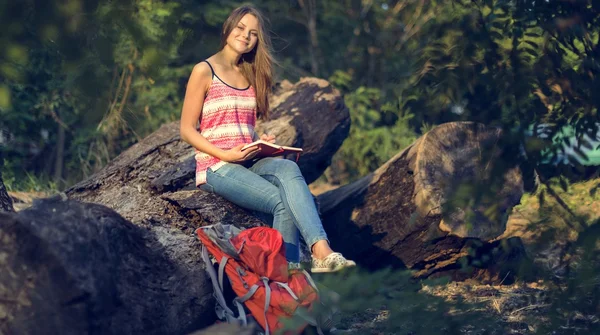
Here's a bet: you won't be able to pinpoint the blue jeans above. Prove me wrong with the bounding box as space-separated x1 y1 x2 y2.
199 157 329 263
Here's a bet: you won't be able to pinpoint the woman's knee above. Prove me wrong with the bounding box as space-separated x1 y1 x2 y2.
273 159 302 179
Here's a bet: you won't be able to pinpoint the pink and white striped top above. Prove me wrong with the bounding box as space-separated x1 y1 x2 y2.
195 61 257 186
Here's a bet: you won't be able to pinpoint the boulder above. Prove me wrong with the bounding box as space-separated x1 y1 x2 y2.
0 198 213 335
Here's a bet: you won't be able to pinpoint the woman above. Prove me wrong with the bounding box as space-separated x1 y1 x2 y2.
180 5 355 273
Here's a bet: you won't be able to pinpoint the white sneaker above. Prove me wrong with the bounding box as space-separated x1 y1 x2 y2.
311 252 356 273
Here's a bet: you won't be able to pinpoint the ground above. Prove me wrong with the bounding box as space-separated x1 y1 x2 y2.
325 177 600 334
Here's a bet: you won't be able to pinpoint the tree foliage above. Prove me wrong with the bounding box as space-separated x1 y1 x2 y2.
1 0 599 188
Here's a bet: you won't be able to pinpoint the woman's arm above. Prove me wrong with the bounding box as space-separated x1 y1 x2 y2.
180 63 259 162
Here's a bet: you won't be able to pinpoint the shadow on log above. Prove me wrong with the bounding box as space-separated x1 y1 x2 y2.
318 122 526 281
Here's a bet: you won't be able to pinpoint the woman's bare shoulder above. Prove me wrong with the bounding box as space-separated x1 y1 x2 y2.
191 61 213 79
186 61 214 94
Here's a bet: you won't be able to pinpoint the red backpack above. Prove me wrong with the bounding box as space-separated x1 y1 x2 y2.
196 224 329 335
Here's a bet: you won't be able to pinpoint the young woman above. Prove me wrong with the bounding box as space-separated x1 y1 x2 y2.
180 5 355 273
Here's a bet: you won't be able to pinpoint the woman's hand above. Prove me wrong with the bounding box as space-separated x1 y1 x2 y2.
260 134 276 143
221 144 261 163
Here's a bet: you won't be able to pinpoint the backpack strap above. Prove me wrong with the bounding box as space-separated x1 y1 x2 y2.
302 269 319 293
201 245 243 324
233 283 261 332
274 282 299 301
218 256 228 291
261 277 272 335
233 299 248 327
234 278 273 335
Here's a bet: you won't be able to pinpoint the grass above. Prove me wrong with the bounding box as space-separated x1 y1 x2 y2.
502 177 600 273
2 170 58 193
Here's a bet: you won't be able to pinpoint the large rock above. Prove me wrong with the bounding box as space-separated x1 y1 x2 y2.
0 198 213 335
317 122 525 279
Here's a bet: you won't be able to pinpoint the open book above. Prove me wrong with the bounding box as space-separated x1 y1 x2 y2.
241 140 303 159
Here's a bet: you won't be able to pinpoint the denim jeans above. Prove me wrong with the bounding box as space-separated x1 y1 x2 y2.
199 157 329 263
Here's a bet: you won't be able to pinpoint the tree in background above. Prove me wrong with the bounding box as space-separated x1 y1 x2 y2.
0 0 222 188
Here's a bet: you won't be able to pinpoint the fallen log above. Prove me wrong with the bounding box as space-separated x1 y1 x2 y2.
317 122 525 280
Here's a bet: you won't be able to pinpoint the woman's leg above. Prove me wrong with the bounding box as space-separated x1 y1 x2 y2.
202 163 301 262
249 158 356 272
248 158 330 255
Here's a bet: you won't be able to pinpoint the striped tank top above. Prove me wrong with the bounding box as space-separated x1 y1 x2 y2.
195 60 257 186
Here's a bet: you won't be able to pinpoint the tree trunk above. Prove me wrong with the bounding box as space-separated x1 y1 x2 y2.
299 0 321 76
317 122 525 280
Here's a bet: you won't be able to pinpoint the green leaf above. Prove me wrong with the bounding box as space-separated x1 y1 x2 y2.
522 48 538 57
155 8 171 17
524 40 539 49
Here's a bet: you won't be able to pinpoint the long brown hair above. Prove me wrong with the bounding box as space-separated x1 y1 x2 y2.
220 5 275 120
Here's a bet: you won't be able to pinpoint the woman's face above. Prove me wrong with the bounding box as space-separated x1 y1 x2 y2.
226 14 259 54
